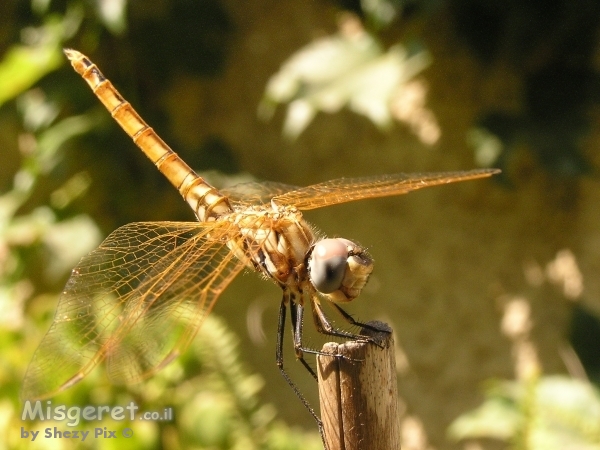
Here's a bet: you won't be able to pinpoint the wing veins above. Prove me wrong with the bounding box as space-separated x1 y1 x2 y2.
272 169 500 210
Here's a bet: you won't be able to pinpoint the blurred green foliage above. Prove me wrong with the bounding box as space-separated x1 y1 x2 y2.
258 13 438 143
448 375 600 450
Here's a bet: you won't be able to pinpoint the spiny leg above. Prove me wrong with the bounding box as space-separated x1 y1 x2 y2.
289 301 318 381
331 302 391 335
290 298 362 373
276 292 326 448
288 296 384 372
310 297 383 344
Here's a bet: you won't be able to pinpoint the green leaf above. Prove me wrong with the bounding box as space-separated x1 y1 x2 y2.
448 395 521 440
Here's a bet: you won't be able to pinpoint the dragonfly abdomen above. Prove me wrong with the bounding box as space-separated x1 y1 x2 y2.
64 49 231 222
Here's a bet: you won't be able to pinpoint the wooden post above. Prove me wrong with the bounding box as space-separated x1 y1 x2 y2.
317 322 400 450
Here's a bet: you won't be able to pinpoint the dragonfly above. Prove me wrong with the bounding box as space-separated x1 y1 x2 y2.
23 49 499 439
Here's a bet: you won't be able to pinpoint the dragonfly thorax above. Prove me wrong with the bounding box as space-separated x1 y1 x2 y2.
225 207 315 286
224 207 374 303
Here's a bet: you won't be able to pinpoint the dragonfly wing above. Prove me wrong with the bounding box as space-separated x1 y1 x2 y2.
272 169 500 210
221 181 300 206
22 221 244 400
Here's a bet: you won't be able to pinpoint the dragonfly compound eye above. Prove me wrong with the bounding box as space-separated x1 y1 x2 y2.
309 239 348 294
309 238 373 302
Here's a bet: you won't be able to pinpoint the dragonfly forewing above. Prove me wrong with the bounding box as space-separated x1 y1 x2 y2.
272 169 500 210
221 181 300 207
22 222 244 401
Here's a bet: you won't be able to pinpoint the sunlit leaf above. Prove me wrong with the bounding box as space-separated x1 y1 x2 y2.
17 89 60 132
95 0 128 35
260 23 381 109
35 112 101 172
50 172 92 209
43 214 103 282
0 8 82 107
0 45 62 108
448 395 520 440
361 0 401 29
449 376 600 448
260 14 434 142
468 127 504 167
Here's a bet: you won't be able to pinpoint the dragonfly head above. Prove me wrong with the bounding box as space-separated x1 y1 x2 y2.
308 238 373 303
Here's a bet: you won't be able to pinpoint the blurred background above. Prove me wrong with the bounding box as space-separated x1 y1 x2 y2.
2 0 600 449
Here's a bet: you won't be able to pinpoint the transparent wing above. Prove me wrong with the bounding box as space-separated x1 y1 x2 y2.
221 181 300 207
22 221 245 401
272 169 500 210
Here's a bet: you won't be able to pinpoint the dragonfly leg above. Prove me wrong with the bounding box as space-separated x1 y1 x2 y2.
290 299 356 369
276 293 327 449
310 297 379 343
289 301 318 381
331 302 391 335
